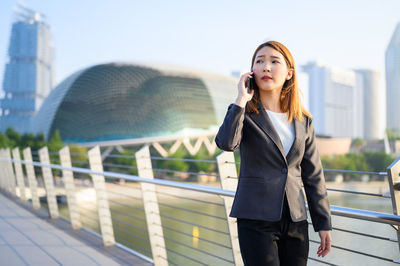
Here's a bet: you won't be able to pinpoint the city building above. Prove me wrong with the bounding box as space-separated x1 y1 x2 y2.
355 69 380 140
385 22 400 134
302 61 381 139
0 4 54 134
30 63 237 143
302 61 363 138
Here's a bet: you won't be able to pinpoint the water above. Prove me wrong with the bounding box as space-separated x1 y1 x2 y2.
52 181 398 266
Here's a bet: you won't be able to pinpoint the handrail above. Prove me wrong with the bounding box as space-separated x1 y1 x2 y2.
30 150 395 180
28 151 390 176
323 168 388 176
227 160 388 176
326 188 391 198
1 157 400 227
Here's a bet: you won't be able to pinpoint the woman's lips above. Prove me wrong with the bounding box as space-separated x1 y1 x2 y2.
262 76 272 81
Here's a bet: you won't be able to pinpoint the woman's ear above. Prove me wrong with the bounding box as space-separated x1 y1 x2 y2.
286 69 293 80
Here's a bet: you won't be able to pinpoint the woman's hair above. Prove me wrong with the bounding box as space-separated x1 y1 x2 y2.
246 40 311 122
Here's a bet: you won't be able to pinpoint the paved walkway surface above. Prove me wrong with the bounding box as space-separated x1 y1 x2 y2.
0 192 153 266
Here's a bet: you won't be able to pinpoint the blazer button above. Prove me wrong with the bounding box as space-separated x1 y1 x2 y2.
281 168 288 174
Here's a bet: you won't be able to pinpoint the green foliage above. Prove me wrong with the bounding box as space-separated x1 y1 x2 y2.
33 133 46 151
0 132 8 148
150 143 218 181
386 128 400 140
321 151 396 181
0 127 48 152
351 138 365 148
1 127 397 183
69 144 88 167
186 147 216 173
363 151 395 172
156 149 189 173
5 127 20 148
21 133 36 150
107 149 138 176
48 130 63 152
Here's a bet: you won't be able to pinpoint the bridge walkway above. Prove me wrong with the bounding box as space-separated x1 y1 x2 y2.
0 192 152 266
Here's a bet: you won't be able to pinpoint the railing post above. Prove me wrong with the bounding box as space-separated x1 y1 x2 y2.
4 148 17 196
12 147 27 202
136 145 168 266
387 157 400 252
59 146 81 230
38 146 59 218
216 151 243 266
87 146 115 246
23 147 40 210
0 149 6 191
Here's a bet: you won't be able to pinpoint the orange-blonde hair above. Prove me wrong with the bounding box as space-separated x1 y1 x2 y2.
246 40 311 122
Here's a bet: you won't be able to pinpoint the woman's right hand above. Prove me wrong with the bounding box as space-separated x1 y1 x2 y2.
235 71 255 108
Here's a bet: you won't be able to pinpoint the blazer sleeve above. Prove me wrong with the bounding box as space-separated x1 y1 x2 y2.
215 103 246 152
301 117 332 232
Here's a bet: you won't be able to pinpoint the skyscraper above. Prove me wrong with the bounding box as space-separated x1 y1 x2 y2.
302 61 364 138
0 4 54 133
355 69 381 140
385 22 400 135
303 61 382 139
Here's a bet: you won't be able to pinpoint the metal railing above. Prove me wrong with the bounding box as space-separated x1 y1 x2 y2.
0 146 400 265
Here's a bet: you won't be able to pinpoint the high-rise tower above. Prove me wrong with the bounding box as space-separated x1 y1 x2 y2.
0 4 54 133
302 61 364 138
355 69 381 140
385 22 400 135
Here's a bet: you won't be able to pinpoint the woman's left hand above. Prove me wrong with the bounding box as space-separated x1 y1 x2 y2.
317 230 332 257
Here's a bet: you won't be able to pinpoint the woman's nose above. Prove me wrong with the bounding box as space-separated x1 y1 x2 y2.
263 63 271 72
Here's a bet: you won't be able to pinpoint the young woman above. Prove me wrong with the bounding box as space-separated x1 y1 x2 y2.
215 41 332 265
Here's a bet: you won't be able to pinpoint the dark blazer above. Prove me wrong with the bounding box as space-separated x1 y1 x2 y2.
215 103 331 231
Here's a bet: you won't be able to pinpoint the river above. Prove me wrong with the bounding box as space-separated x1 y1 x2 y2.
49 181 398 266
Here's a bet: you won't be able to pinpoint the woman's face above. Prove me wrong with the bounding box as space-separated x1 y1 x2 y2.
252 46 292 93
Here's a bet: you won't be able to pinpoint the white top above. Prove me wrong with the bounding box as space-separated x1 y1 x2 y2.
265 109 295 156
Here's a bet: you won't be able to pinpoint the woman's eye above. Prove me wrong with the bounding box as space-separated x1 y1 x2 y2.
256 60 262 63
272 60 279 64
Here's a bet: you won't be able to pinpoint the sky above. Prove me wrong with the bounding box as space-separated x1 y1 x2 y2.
0 0 399 134
1 0 399 83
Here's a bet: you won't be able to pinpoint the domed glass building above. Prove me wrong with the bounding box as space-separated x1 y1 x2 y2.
30 63 237 143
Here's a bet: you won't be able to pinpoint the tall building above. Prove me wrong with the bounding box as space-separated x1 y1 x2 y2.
0 4 54 133
302 61 365 138
355 69 380 140
385 22 400 134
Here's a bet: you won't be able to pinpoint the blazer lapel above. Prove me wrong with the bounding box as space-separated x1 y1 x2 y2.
249 104 286 162
285 118 304 162
248 103 307 164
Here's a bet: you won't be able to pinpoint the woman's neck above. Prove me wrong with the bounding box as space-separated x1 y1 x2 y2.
259 90 282 113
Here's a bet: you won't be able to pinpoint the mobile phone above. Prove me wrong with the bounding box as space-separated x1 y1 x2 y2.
247 76 256 93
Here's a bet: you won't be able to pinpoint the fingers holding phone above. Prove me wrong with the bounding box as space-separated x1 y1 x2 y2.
235 72 255 107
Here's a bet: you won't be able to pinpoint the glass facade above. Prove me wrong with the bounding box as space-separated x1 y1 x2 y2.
31 63 237 143
0 7 54 133
386 23 400 132
302 62 367 138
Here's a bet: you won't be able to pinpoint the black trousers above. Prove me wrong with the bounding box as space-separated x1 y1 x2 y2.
237 196 309 266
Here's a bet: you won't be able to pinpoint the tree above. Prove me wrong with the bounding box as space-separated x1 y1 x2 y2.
321 151 396 181
47 130 63 152
351 138 365 148
21 133 36 150
364 151 395 172
33 132 46 151
386 128 400 141
0 132 8 148
5 127 20 148
69 144 88 167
